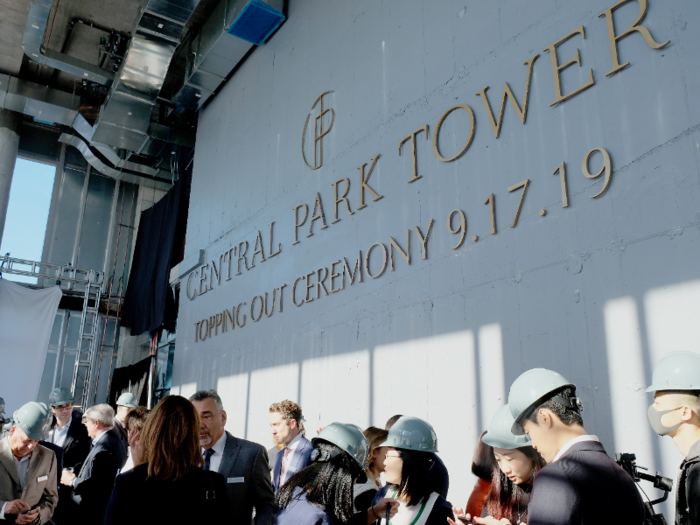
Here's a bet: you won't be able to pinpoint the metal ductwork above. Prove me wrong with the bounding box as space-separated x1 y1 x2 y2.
0 73 193 187
91 0 203 151
171 0 284 109
58 133 172 190
22 0 115 86
0 74 80 126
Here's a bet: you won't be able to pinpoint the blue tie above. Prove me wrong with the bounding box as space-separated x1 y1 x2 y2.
203 449 214 471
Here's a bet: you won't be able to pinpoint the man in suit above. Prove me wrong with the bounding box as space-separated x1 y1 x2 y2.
112 392 138 452
60 404 127 525
508 368 643 525
190 389 275 525
47 388 91 524
269 400 313 493
0 401 58 524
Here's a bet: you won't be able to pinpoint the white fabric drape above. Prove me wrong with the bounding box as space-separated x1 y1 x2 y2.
0 278 62 413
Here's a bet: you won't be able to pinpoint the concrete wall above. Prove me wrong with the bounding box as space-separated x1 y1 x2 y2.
174 0 700 511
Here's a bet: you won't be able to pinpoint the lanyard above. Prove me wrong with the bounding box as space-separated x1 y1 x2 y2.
388 490 428 525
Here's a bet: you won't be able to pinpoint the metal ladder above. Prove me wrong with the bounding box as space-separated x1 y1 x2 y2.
70 270 103 410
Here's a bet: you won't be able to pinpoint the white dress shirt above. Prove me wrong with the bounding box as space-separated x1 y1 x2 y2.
552 435 600 463
204 432 227 473
52 418 72 447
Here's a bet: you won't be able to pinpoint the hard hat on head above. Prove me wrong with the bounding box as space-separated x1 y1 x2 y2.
48 387 74 407
482 405 533 450
646 352 700 393
116 392 138 408
508 368 579 436
13 402 53 441
379 416 439 453
311 422 369 469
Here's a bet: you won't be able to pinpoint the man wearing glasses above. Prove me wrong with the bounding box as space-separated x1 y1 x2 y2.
47 387 91 524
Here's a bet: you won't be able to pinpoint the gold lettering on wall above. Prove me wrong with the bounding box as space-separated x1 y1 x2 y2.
302 90 335 170
544 26 595 106
414 219 434 260
599 0 670 77
476 54 539 139
399 125 429 183
293 276 305 306
332 178 354 224
389 232 410 271
357 154 383 210
365 243 388 279
293 204 309 245
433 105 475 162
308 192 329 237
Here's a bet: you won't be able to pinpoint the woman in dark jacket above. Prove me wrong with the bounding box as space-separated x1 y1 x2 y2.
104 395 229 525
276 422 397 525
449 405 545 525
371 416 453 525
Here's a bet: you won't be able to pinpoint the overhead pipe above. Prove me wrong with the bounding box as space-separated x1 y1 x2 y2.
0 74 193 188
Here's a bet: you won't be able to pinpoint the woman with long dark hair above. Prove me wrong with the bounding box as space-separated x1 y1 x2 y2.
371 416 453 525
449 405 546 525
104 395 229 525
276 422 375 524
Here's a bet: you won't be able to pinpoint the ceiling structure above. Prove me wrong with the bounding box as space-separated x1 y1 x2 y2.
0 0 286 186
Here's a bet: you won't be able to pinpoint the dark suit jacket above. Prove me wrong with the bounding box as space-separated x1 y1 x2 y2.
71 428 127 525
111 419 129 452
216 431 275 525
52 411 91 471
104 463 229 525
527 440 643 525
273 434 313 492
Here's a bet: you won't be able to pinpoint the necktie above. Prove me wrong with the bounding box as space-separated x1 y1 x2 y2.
203 449 214 471
279 447 291 485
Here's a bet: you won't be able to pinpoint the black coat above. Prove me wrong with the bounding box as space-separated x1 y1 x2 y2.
56 411 92 471
112 419 129 452
49 411 92 525
527 440 644 525
677 439 700 525
103 463 230 525
71 428 127 525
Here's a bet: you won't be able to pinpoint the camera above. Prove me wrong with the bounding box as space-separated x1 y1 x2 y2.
616 452 673 525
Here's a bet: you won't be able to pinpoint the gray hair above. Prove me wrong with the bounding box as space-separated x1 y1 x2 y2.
189 389 224 412
86 404 115 427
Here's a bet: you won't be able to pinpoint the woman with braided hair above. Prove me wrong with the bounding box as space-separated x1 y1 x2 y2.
275 423 398 525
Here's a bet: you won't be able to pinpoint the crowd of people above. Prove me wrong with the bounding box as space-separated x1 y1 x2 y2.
1 351 700 525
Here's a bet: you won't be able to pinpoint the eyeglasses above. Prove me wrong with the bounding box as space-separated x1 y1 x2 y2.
384 454 402 460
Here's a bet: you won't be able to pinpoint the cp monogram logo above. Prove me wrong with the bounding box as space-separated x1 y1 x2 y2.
302 90 335 170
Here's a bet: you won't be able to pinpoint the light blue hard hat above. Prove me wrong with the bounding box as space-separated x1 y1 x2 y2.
508 368 577 435
379 416 439 453
482 405 532 449
312 422 369 469
13 402 53 441
116 392 138 408
647 352 700 392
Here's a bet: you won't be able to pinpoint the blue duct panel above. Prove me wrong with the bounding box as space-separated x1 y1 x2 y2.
226 0 285 46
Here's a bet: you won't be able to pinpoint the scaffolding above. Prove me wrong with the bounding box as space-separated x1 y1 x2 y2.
0 255 104 408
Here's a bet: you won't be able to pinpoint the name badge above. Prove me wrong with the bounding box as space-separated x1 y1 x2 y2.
37 475 48 482
227 477 244 483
